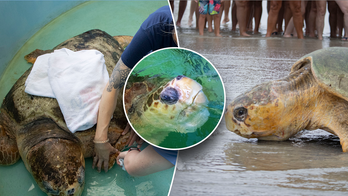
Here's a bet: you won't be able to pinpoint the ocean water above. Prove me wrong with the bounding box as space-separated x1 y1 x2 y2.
0 1 175 196
126 48 225 149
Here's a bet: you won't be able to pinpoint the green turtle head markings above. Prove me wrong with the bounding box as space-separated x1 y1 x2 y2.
125 75 210 137
225 47 348 152
0 29 132 195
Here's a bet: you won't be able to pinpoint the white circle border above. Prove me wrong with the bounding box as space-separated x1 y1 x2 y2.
123 47 226 151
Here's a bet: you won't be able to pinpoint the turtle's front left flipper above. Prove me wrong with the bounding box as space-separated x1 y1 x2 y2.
24 49 53 64
0 125 20 165
17 119 85 196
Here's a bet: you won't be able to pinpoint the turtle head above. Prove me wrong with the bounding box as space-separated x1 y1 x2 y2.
225 81 292 140
226 61 319 141
26 137 85 196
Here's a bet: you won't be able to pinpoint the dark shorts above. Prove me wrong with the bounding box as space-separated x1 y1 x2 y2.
199 0 221 15
152 146 178 165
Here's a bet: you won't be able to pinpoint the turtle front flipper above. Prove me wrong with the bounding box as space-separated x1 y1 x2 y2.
24 49 53 64
309 91 348 152
17 119 85 196
0 125 20 165
108 131 131 170
113 35 133 49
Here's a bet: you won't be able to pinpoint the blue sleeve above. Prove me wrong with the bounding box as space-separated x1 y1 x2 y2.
121 6 178 69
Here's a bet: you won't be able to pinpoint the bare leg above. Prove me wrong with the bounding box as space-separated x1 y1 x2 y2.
289 0 304 39
247 2 254 32
123 146 174 177
276 1 284 33
337 4 344 37
284 0 307 38
207 14 213 32
188 0 198 27
266 0 282 37
307 0 317 37
254 0 262 34
176 0 187 27
214 14 222 37
199 14 207 35
236 0 251 36
222 0 231 24
316 0 326 40
305 0 311 36
284 17 294 37
328 1 338 38
335 0 348 39
231 1 238 31
283 1 292 31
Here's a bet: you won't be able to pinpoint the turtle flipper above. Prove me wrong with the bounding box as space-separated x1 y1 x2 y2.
113 35 133 49
24 49 53 64
108 132 131 170
337 128 348 152
0 125 20 165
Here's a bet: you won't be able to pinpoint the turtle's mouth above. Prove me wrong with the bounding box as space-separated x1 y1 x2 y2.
191 90 202 104
191 90 208 106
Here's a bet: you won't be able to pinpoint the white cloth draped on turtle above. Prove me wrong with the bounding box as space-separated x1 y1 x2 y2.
25 48 109 133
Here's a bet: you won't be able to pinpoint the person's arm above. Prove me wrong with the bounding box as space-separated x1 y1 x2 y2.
92 58 130 172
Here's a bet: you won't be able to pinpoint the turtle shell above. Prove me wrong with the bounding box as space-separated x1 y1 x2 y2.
1 29 127 136
0 29 132 195
291 47 348 102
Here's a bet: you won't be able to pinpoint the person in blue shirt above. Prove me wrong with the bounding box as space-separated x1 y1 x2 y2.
92 6 178 176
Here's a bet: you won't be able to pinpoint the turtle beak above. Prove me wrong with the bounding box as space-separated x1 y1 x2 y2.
191 90 208 106
168 75 206 105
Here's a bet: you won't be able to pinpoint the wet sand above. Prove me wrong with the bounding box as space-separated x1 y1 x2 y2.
171 2 348 195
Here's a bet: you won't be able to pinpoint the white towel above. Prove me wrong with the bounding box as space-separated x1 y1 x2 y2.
25 48 109 133
25 53 55 98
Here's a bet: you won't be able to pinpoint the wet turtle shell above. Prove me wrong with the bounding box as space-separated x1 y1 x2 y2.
291 47 348 101
225 47 348 153
0 29 131 196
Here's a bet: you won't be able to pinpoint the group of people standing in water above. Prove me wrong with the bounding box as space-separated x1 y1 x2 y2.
171 0 348 40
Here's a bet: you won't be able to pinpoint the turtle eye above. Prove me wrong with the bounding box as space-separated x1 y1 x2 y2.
160 87 179 105
176 75 184 80
233 107 248 122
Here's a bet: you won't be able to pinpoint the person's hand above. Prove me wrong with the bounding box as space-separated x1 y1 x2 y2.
116 151 128 166
122 123 143 148
92 141 118 173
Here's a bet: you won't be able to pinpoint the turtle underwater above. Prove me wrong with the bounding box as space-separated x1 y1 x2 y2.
0 29 133 196
124 75 210 145
225 47 348 152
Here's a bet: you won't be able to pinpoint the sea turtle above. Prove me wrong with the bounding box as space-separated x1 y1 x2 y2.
0 29 133 196
225 47 348 152
124 75 210 145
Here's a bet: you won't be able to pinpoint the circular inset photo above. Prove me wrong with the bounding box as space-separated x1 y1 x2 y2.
123 48 225 150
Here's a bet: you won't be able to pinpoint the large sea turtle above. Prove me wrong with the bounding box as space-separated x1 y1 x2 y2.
225 47 348 152
0 29 133 196
124 75 210 145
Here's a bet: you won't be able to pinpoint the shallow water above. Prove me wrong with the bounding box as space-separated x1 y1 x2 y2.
126 48 225 149
0 1 175 196
171 8 348 195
